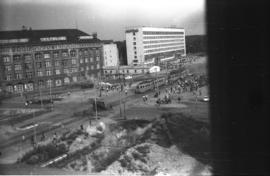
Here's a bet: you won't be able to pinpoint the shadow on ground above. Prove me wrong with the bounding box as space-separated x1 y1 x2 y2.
162 112 211 166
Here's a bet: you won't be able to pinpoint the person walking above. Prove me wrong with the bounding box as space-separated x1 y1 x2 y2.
52 132 57 145
178 96 181 103
40 132 46 142
106 87 109 96
30 135 36 149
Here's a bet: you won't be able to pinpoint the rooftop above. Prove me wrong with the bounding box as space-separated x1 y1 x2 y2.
0 28 101 46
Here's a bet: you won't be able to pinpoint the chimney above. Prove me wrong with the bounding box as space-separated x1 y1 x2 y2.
22 25 27 31
92 32 97 39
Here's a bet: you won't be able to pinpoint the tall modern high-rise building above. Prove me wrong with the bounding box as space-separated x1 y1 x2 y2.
125 27 186 66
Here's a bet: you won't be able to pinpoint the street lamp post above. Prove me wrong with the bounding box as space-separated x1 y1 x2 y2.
49 80 53 111
39 85 43 108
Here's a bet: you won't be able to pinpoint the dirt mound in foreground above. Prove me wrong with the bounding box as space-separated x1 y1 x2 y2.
101 143 212 176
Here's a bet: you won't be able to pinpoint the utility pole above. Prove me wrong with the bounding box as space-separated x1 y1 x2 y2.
95 77 99 121
39 85 43 108
118 73 122 117
49 80 53 111
123 73 126 120
94 97 98 121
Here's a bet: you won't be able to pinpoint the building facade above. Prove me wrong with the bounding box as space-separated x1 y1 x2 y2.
125 27 186 66
102 42 119 68
0 29 103 94
103 65 150 79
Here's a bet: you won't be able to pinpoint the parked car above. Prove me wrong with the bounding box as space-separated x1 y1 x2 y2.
125 75 132 80
200 96 210 102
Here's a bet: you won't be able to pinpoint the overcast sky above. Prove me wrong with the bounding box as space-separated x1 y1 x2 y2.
0 0 205 41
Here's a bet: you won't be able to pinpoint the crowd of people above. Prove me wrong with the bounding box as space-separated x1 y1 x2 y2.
180 55 206 65
97 83 130 97
153 73 208 106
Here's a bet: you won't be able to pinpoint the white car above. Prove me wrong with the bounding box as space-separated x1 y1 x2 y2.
125 75 132 80
202 96 210 102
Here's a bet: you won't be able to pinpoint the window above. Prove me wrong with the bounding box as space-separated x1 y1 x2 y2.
71 68 78 73
133 37 136 40
86 66 89 70
24 54 32 60
4 65 12 72
45 61 51 68
133 42 136 45
55 69 61 75
80 67 84 71
55 60 60 67
5 74 12 81
44 53 50 59
14 84 24 92
14 64 22 71
134 56 137 58
96 56 100 61
62 50 68 57
36 62 42 68
64 77 70 84
6 85 13 92
35 53 42 59
80 59 84 64
55 79 62 86
15 73 23 79
134 69 137 73
134 46 136 50
25 63 32 70
37 71 43 77
46 70 52 76
72 76 77 82
79 50 83 56
97 64 100 69
143 31 184 35
25 83 34 91
90 57 93 62
26 72 33 79
63 69 69 74
46 80 53 87
53 52 59 58
91 65 94 70
62 60 68 66
70 50 76 57
13 55 21 62
71 59 77 65
89 49 94 55
85 58 89 63
38 80 45 88
3 56 11 63
134 51 137 55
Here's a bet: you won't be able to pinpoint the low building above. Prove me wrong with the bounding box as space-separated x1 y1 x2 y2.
0 28 103 94
102 41 119 68
103 65 150 79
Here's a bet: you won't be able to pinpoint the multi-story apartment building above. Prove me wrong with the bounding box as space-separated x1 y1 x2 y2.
102 41 119 68
126 27 186 66
0 29 103 94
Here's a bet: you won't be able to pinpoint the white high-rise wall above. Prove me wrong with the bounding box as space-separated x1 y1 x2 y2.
126 27 186 66
102 43 119 68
